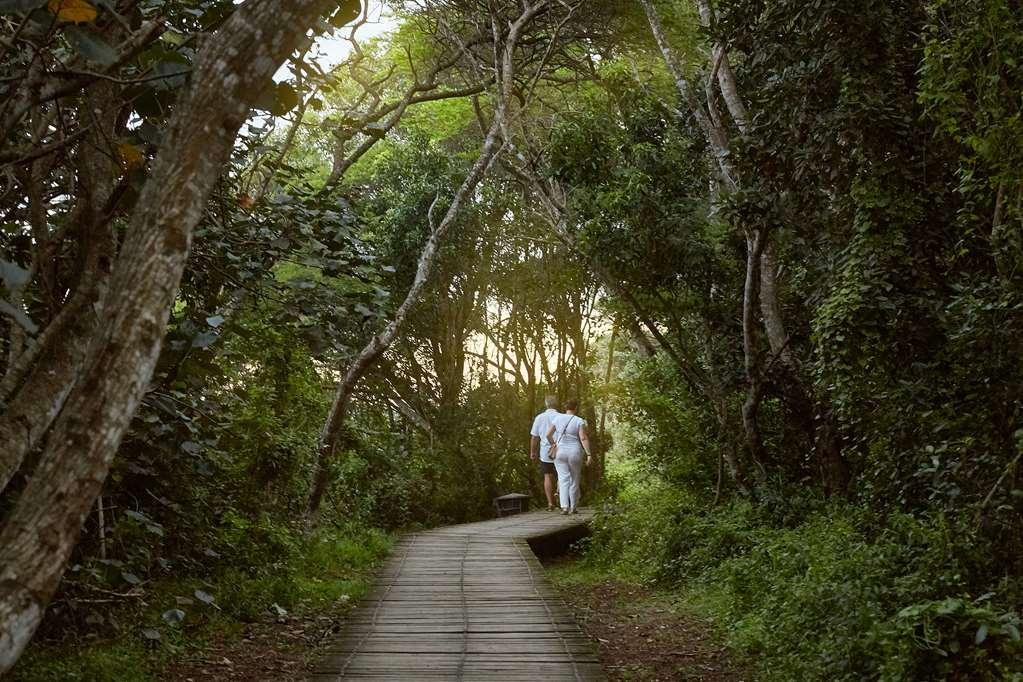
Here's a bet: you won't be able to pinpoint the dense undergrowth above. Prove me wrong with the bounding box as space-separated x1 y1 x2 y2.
10 524 391 681
581 474 1023 681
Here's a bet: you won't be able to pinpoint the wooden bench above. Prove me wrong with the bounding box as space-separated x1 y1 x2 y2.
493 492 530 516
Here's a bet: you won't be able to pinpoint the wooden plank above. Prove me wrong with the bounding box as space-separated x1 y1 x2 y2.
311 509 602 681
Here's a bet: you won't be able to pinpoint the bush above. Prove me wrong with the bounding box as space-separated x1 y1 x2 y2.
585 479 1023 680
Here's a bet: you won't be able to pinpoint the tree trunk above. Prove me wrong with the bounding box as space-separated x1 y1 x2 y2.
597 322 618 478
694 0 749 135
758 242 798 372
640 0 737 189
741 229 768 483
306 0 549 519
760 242 851 494
0 91 120 493
0 0 337 670
714 395 750 496
307 114 505 519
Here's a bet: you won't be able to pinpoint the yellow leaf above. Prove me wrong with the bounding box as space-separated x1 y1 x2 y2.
48 0 98 24
116 143 144 172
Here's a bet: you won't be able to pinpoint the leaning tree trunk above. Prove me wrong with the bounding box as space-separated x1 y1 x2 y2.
0 0 337 671
306 98 505 519
306 0 550 519
639 0 737 189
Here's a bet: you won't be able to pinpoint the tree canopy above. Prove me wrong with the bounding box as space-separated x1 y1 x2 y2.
1 0 1021 678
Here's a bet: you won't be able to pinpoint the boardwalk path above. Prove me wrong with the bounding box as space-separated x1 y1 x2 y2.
312 509 603 681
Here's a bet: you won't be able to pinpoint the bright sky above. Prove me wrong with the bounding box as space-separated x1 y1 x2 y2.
271 3 397 82
303 2 398 75
266 4 397 118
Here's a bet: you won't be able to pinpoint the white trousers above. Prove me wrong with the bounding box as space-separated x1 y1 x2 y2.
554 447 583 510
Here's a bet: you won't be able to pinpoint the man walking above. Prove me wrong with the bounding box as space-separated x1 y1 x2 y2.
530 395 560 511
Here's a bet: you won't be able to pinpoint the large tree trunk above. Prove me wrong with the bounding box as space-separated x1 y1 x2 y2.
0 1 336 671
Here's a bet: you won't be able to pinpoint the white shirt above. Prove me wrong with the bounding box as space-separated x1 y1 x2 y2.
530 408 560 462
550 413 586 450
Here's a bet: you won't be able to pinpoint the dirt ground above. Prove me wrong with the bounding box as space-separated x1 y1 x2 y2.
161 605 347 681
546 561 748 681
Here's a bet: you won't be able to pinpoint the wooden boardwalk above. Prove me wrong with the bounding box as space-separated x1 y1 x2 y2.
312 509 603 681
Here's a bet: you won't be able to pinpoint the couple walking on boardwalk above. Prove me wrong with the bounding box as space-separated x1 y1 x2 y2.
529 396 593 515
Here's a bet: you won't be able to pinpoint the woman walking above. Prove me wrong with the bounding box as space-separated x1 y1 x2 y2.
546 399 593 514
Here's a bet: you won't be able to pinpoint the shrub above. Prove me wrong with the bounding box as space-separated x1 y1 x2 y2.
585 479 1023 680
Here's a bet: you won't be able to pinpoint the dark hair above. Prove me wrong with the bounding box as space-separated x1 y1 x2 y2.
564 399 579 412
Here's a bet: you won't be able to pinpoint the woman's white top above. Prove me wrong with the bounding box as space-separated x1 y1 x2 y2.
551 413 586 451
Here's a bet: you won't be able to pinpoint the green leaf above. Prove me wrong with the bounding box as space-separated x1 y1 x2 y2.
975 624 988 645
64 25 118 66
253 81 300 115
151 61 189 90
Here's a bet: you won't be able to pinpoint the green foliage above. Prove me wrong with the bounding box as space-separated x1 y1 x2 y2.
212 519 390 621
585 477 1023 681
12 524 391 681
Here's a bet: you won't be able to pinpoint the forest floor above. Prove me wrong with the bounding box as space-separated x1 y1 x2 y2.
11 584 365 682
9 593 358 682
159 599 350 681
544 556 748 681
10 528 391 682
